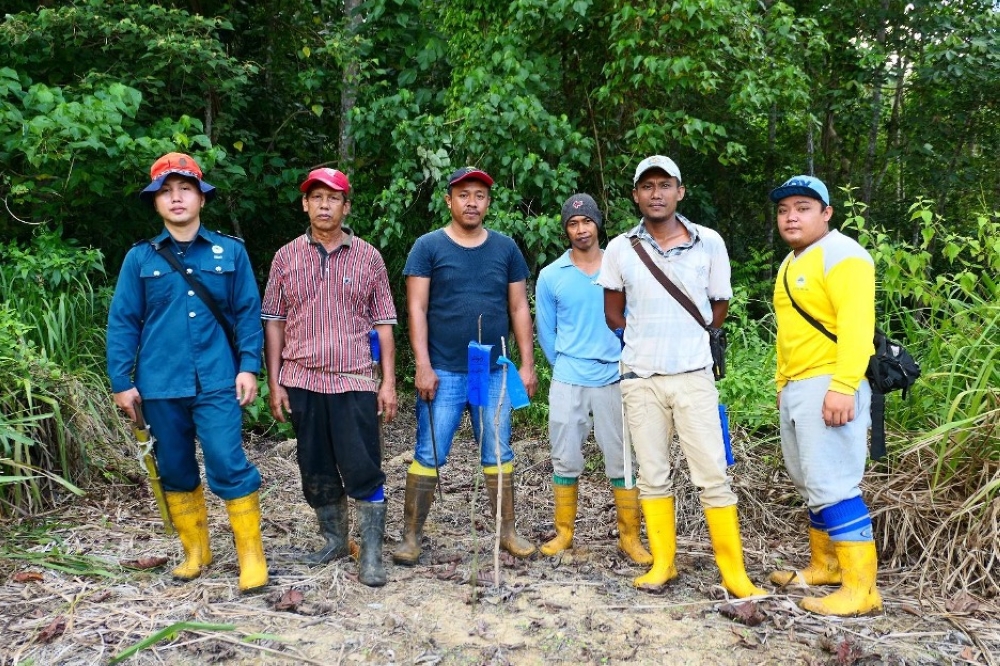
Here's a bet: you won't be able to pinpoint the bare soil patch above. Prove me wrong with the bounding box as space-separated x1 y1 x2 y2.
2 397 997 665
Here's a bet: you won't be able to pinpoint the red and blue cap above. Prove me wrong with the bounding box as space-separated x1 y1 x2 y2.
139 152 216 204
447 166 494 189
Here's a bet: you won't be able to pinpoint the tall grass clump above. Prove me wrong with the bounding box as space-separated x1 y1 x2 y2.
844 195 1000 597
0 230 118 517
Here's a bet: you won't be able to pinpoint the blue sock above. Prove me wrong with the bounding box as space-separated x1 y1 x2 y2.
821 497 873 542
361 485 385 503
809 509 825 531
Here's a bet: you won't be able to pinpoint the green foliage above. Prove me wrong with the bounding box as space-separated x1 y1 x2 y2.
244 375 296 440
1 528 120 578
718 250 779 435
0 232 115 515
0 3 246 251
843 193 1000 494
514 344 553 436
109 621 238 665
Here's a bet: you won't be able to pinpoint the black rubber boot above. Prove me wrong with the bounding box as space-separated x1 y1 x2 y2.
356 500 387 587
301 495 350 565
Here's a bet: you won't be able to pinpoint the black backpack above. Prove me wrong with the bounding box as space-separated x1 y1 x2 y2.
867 330 921 397
783 270 921 460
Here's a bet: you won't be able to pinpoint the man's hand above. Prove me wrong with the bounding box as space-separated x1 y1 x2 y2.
415 364 439 402
113 387 141 422
822 390 856 427
519 364 538 399
236 371 258 407
269 383 291 422
378 382 398 423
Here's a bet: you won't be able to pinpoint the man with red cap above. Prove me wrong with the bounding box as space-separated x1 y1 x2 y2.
107 152 268 593
393 166 537 565
262 167 397 587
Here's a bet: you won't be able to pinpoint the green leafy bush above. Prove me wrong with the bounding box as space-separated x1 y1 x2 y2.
0 232 116 515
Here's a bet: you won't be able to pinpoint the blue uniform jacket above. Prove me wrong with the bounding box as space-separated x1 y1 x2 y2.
107 226 263 399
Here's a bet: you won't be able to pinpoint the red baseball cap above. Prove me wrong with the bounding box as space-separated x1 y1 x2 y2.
139 152 216 204
299 168 351 194
447 166 494 188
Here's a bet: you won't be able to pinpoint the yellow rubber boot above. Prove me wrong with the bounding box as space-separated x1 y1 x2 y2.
484 467 536 558
224 492 269 593
612 486 653 565
392 470 438 566
800 541 882 616
164 485 212 580
770 527 841 586
704 505 767 598
540 482 578 556
633 496 678 589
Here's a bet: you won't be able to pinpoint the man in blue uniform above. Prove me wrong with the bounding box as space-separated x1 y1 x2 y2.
535 193 651 564
107 152 267 593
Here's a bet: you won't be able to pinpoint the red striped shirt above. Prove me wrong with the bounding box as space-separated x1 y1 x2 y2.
262 229 396 394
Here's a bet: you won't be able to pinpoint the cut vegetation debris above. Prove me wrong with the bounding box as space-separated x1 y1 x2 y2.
1 398 997 665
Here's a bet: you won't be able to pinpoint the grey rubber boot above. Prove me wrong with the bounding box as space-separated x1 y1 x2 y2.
356 500 387 587
301 495 350 565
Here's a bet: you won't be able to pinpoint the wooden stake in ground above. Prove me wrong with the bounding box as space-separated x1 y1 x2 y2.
491 337 510 589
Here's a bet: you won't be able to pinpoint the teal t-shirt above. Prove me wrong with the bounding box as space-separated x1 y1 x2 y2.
403 229 529 371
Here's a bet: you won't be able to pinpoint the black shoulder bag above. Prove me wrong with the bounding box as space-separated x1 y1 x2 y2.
781 265 920 460
152 240 238 352
630 237 727 381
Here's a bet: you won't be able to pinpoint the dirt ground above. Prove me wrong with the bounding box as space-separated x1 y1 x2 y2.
2 399 998 665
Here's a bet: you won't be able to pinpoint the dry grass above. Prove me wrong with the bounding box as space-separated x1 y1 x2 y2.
1 396 999 665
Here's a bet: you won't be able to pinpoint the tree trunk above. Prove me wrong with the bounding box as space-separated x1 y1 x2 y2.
765 102 777 263
862 0 890 212
339 0 362 169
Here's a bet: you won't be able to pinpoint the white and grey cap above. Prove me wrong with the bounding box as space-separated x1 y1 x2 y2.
633 155 682 185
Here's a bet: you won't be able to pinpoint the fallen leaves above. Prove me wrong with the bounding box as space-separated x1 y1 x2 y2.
11 571 44 583
273 589 305 612
37 616 66 643
718 600 766 627
120 556 168 570
818 634 870 665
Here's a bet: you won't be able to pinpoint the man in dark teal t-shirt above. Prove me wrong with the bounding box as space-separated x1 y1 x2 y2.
394 166 537 565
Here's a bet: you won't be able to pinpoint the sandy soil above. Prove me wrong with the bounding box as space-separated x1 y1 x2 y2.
1 401 997 665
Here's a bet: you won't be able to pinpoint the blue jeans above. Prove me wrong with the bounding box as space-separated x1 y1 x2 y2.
414 369 513 468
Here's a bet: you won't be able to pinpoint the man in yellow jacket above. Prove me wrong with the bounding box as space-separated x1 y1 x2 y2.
770 175 882 616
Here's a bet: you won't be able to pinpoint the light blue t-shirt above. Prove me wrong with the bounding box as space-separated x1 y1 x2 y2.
536 249 620 387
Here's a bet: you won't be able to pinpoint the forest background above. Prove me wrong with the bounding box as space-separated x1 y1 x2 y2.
1 0 998 600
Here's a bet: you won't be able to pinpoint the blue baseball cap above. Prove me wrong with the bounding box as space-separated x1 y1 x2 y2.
769 175 829 207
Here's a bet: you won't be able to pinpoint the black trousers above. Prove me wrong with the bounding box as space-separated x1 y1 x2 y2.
286 388 385 507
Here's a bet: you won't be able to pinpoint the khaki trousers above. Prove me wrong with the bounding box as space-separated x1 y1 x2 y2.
621 367 735 508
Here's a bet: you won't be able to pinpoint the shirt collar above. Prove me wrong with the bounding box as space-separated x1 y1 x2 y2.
553 249 575 268
153 225 213 246
627 214 699 250
306 226 354 249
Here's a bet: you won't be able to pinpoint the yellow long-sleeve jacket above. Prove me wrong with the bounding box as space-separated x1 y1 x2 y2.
774 230 875 395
